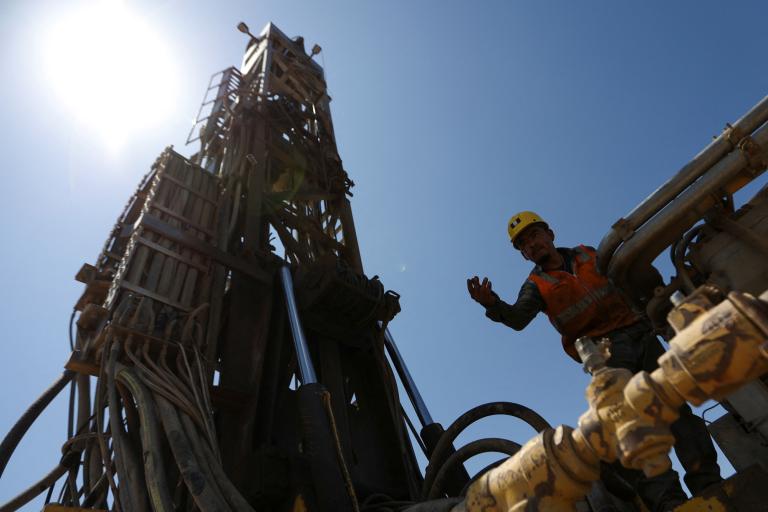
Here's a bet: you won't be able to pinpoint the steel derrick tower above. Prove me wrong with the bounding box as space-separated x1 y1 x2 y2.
1 21 412 511
0 22 551 512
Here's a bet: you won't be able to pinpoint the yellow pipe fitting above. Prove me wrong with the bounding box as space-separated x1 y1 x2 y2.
456 426 600 512
453 288 768 512
666 285 722 333
577 365 633 463
662 291 768 405
550 425 601 487
617 371 680 477
654 351 708 405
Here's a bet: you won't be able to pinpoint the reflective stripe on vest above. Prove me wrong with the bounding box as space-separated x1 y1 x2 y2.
554 283 612 326
533 271 559 284
527 245 639 361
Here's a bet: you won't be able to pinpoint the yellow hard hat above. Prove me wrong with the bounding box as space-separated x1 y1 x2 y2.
507 211 548 247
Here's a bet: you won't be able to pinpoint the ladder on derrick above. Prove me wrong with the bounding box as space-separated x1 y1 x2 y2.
186 67 243 146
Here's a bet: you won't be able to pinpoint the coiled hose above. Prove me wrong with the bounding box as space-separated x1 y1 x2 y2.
421 401 551 500
426 438 522 500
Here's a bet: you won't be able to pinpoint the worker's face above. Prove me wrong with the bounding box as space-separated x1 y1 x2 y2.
516 225 556 264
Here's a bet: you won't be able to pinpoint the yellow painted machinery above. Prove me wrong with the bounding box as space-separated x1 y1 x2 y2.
449 93 768 511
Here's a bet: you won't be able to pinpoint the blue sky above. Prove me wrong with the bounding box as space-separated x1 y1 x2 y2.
1 0 767 507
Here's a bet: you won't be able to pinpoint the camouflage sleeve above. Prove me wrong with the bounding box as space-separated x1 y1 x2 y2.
483 280 545 330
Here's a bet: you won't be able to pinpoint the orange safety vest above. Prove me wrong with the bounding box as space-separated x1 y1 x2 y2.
527 245 639 361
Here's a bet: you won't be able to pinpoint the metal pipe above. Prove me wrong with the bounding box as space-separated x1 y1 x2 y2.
383 328 434 428
279 265 317 384
598 94 768 274
607 120 768 293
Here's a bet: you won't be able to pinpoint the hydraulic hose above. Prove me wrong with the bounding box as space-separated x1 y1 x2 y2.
422 402 550 500
116 367 175 512
418 423 469 497
427 438 521 500
0 370 75 479
178 413 256 512
0 451 80 512
672 225 704 294
106 344 148 512
156 395 232 512
297 383 356 512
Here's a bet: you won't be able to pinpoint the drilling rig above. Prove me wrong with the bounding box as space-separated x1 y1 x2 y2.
3 21 768 512
0 23 550 512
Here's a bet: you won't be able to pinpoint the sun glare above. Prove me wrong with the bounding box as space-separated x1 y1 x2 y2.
44 0 178 150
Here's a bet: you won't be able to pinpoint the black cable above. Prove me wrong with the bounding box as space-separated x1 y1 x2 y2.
674 225 704 294
44 483 55 504
400 405 428 457
67 381 76 439
68 308 76 351
56 474 68 504
669 238 679 268
427 438 521 500
421 402 550 499
0 370 75 478
701 401 723 425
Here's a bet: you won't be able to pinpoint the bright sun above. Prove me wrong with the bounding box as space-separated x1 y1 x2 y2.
44 0 178 149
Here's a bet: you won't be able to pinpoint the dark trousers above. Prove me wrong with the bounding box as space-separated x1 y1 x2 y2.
605 322 722 511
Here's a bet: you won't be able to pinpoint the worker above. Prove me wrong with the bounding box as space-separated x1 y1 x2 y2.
467 211 721 512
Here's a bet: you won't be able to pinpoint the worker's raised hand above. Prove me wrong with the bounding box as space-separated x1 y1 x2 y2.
467 276 496 307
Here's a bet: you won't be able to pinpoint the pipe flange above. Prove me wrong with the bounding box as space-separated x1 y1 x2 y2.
723 122 746 147
737 135 768 176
